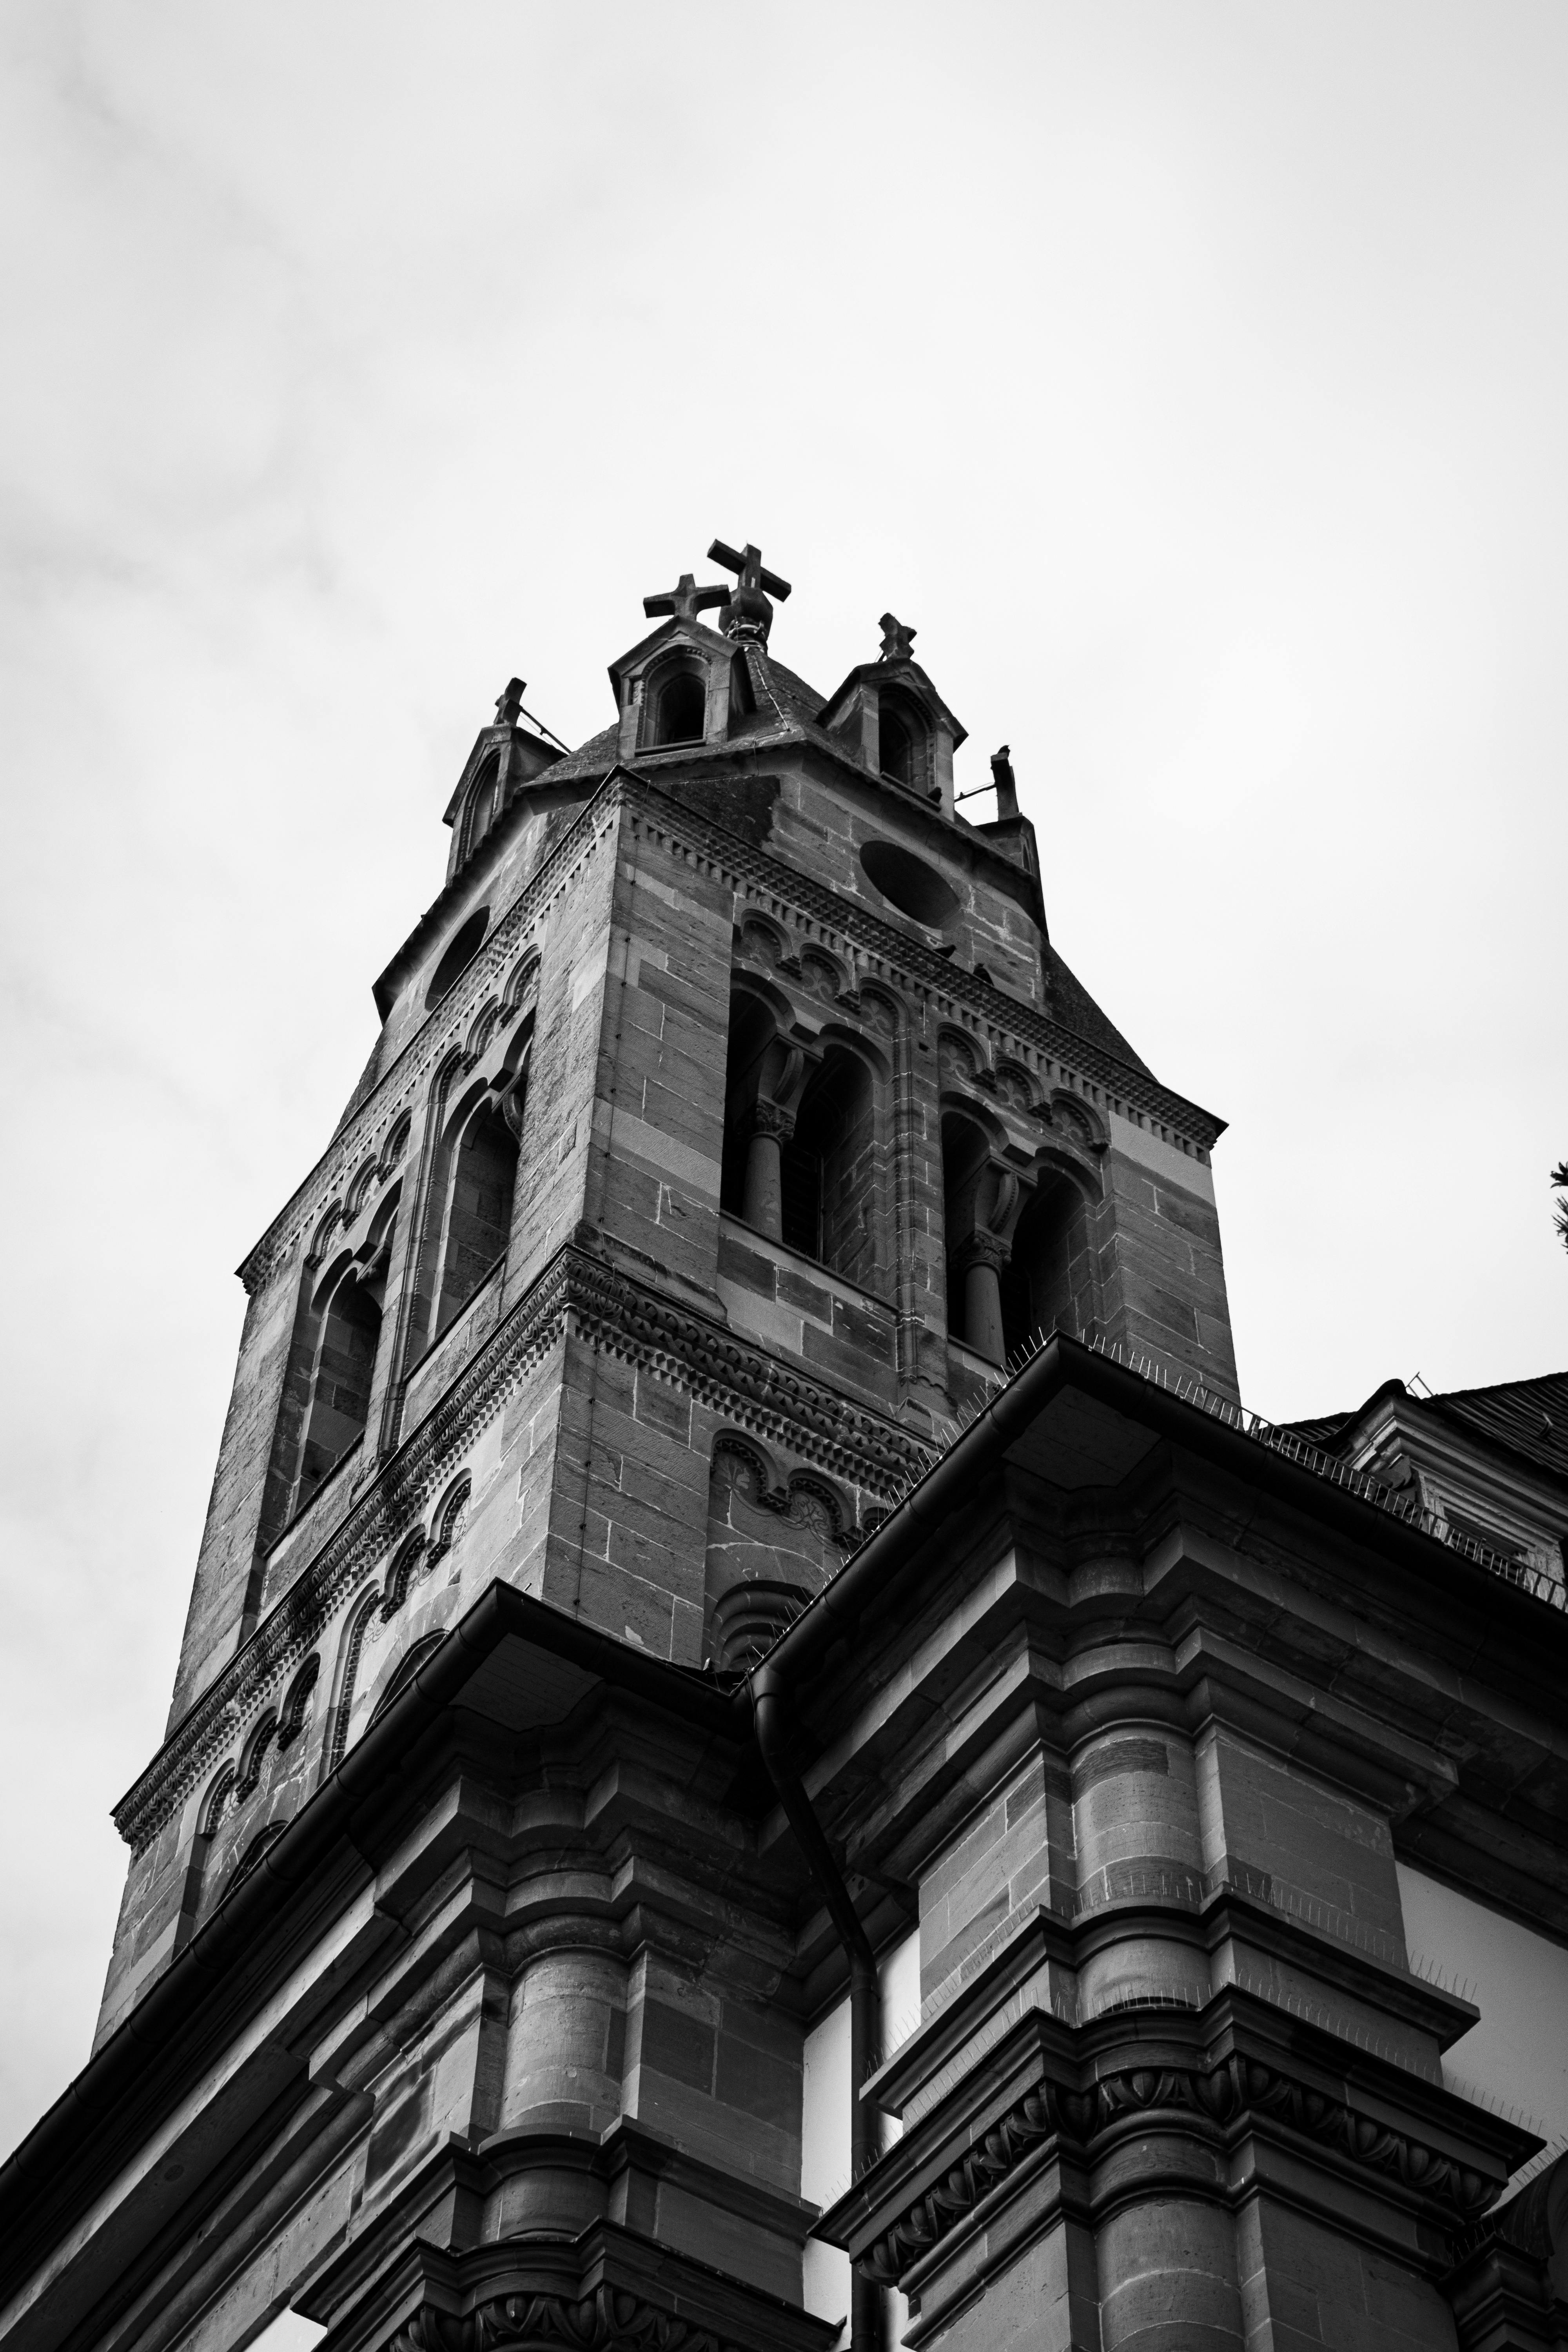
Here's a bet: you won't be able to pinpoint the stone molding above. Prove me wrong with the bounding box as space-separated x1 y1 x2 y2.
1442 2159 1568 2351
568 1256 927 1488
113 1245 931 1855
860 2047 1504 2286
389 2284 747 2352
321 2208 837 2352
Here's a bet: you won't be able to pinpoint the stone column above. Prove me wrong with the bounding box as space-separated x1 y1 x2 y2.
956 1233 1009 1364
500 1945 628 2140
742 1103 794 1242
1097 2198 1243 2350
1071 1699 1209 2015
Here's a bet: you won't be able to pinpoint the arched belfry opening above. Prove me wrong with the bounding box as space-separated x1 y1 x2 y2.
941 1110 1026 1365
648 664 707 747
391 1085 521 1376
781 1048 878 1286
878 701 916 786
874 681 934 796
253 1177 401 1555
720 987 792 1234
297 1268 382 1507
999 1165 1098 1361
721 987 882 1288
433 1098 519 1335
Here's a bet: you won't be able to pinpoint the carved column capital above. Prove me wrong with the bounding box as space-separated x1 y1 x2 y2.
953 1228 1012 1274
746 1099 797 1144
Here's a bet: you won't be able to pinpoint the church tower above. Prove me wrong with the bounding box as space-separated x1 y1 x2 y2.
12 547 1558 2352
100 543 1238 2045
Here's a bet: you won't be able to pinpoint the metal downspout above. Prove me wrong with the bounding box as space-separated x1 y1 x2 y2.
750 1657 882 2352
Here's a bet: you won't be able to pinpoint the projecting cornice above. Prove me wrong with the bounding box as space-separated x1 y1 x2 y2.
324 2212 837 2352
818 1974 1535 2299
853 2030 1514 2290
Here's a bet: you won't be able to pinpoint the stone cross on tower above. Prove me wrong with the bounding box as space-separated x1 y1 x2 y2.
708 539 792 643
642 573 730 626
494 676 526 725
878 613 917 663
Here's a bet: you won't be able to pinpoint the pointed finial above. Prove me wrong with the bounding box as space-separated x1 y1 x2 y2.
495 677 525 726
643 571 730 626
709 539 791 643
989 744 1019 820
878 613 917 663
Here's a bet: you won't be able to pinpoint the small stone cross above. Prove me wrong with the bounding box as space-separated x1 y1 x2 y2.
494 677 525 725
642 573 730 626
708 541 793 603
707 539 792 644
878 613 917 663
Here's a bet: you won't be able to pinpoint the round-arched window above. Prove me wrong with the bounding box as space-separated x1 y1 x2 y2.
651 669 707 746
425 907 489 1009
858 840 960 929
463 751 503 858
878 708 915 785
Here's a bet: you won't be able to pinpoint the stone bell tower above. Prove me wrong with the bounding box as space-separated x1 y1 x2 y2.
62 549 1568 2352
98 539 1240 2037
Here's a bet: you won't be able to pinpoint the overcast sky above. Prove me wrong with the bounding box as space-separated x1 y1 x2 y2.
2 0 1564 2154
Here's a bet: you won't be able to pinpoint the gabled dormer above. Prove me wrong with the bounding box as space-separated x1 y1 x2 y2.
607 615 756 762
608 547 795 761
441 676 564 886
1289 1376 1568 1585
817 613 967 816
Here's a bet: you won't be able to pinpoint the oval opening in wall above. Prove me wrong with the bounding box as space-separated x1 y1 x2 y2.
425 906 489 1009
858 840 960 929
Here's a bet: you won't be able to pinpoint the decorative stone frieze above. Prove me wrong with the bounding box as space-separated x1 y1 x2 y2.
859 2044 1501 2287
390 2284 748 2352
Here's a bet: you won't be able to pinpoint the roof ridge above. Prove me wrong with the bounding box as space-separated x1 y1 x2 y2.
1433 1370 1568 1405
